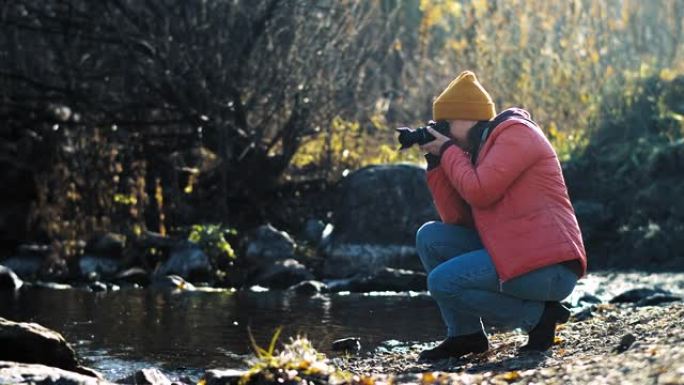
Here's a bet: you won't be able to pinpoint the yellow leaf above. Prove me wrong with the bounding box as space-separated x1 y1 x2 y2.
501 371 520 381
446 2 462 16
421 372 436 385
605 65 614 78
554 336 564 345
547 121 558 137
359 375 375 385
660 68 677 82
472 0 488 17
590 51 600 64
393 39 402 51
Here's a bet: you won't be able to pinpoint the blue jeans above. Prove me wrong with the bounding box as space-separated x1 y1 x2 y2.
416 221 578 337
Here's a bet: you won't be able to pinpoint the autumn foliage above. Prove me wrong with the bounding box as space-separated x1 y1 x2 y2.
1 0 683 262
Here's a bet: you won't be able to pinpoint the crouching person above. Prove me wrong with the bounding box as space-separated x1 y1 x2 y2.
412 71 587 361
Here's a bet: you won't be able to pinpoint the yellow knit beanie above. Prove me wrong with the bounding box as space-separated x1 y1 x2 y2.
433 71 496 121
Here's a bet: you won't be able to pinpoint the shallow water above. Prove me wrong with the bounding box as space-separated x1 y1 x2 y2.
1 271 683 382
0 288 443 381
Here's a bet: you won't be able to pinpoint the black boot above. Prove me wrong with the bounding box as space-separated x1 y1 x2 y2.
418 332 489 361
520 301 570 352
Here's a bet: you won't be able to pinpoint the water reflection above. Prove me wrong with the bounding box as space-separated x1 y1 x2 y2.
0 288 444 379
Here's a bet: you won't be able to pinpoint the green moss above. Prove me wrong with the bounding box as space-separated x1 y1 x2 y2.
188 224 237 263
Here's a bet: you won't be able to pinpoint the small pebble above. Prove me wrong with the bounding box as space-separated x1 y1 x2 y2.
332 337 362 353
614 333 637 353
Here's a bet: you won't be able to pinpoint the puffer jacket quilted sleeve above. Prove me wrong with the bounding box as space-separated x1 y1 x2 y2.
426 167 474 227
439 123 545 209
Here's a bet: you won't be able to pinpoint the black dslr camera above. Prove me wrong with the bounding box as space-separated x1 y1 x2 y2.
396 120 451 150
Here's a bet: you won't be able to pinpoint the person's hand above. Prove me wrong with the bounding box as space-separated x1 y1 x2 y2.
419 126 451 155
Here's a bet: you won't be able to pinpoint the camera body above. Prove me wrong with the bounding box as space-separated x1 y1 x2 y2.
396 120 451 149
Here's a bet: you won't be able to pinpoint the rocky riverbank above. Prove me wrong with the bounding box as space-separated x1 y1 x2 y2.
1 271 683 385
328 272 684 384
0 164 440 294
2 303 683 384
333 303 684 384
3 162 684 298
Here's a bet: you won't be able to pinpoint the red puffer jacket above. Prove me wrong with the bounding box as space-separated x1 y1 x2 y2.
426 108 587 284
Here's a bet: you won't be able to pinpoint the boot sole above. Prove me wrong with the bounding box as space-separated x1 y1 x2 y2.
417 346 489 361
519 343 550 352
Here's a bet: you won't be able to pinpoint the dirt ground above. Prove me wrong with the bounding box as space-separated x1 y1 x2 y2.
331 302 684 385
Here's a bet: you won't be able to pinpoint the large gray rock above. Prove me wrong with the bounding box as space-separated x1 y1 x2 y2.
0 265 23 290
118 368 172 385
33 282 73 290
87 282 108 293
322 244 422 278
2 244 55 280
202 369 249 385
0 318 92 375
115 267 150 286
149 275 196 291
301 219 326 245
251 259 314 289
324 267 427 292
331 337 362 353
331 164 437 245
78 256 121 279
0 255 44 280
245 224 296 266
609 287 672 304
323 164 437 278
0 361 112 385
84 233 126 259
157 245 211 281
287 280 329 295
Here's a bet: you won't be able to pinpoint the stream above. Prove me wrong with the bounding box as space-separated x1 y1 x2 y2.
0 287 442 381
1 271 683 382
